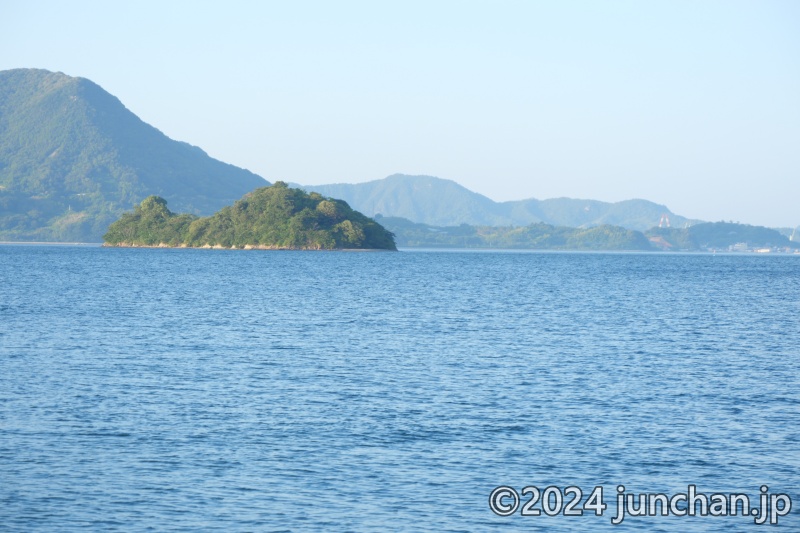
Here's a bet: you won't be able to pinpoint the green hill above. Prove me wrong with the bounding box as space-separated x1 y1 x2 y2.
0 68 267 241
377 215 653 250
503 197 695 231
104 182 397 250
378 216 797 251
646 222 799 251
303 174 509 226
303 174 698 231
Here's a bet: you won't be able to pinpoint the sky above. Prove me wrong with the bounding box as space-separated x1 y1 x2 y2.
1 0 799 227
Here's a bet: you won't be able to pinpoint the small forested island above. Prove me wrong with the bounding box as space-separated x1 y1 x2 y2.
103 182 397 250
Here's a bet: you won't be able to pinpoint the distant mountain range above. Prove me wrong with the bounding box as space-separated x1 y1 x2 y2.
0 69 267 241
301 174 700 231
4 68 780 245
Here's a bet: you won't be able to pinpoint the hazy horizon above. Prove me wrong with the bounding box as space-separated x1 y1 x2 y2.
2 1 798 227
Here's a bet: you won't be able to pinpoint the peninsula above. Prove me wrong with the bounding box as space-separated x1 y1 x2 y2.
103 182 397 250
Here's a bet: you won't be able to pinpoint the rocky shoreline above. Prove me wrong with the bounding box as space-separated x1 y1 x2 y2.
102 242 393 251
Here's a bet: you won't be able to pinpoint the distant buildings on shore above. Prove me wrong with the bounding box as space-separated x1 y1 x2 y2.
720 242 799 254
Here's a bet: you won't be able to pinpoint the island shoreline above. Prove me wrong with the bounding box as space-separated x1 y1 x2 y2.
102 242 395 251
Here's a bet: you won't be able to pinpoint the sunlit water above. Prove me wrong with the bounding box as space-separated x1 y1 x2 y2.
1 245 798 531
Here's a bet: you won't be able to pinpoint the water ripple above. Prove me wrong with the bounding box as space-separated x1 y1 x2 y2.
1 247 798 531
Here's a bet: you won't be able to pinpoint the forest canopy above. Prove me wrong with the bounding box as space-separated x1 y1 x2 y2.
103 182 397 250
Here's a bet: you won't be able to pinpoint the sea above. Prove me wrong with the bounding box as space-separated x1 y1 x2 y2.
1 245 798 532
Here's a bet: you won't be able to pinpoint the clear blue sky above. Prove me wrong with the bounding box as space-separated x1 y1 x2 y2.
2 0 798 227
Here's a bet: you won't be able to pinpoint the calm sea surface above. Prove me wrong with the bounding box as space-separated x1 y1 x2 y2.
1 245 799 531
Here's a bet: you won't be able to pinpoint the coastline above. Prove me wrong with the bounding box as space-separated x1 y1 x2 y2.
0 241 102 246
101 242 395 251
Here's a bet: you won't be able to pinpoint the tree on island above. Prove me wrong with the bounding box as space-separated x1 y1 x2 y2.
103 182 397 250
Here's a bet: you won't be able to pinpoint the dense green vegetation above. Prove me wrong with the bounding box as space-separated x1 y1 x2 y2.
306 174 698 230
379 217 798 251
377 216 653 250
104 183 397 250
0 68 266 242
4 70 794 247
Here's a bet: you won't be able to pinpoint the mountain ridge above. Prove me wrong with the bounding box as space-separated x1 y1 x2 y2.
3 69 777 242
0 68 268 241
302 174 700 231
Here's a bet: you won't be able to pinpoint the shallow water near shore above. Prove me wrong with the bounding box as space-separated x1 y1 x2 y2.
1 245 799 531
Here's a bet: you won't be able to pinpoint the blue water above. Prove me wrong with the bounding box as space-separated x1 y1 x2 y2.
1 245 798 531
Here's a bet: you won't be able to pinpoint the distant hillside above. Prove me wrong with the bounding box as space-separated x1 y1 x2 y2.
104 182 396 250
502 197 695 232
646 222 799 251
303 174 697 231
0 68 267 241
303 174 509 226
378 215 653 250
379 216 798 252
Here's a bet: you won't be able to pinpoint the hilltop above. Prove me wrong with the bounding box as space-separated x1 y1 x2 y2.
0 68 267 241
303 174 699 231
103 182 397 250
3 69 790 244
